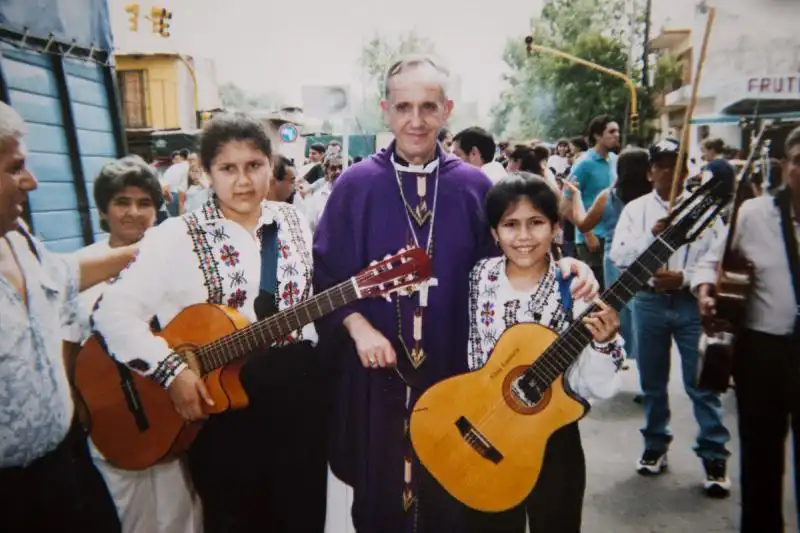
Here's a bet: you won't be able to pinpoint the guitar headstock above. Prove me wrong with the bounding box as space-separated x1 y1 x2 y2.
661 175 730 249
355 247 432 300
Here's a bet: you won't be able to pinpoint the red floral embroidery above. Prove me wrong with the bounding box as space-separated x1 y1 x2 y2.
281 281 300 305
219 244 240 267
277 239 291 259
227 288 247 309
480 301 495 327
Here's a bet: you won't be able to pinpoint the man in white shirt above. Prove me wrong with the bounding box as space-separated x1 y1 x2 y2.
610 138 731 498
452 126 506 183
298 152 342 232
692 126 800 532
0 102 137 533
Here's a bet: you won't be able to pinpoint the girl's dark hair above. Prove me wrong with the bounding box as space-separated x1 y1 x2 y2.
199 112 272 171
94 155 163 232
614 147 652 204
273 154 294 182
485 172 560 229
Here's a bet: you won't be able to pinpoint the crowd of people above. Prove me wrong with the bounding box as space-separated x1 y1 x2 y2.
1 51 799 533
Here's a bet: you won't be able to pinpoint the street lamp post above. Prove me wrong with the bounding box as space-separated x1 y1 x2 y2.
524 35 640 138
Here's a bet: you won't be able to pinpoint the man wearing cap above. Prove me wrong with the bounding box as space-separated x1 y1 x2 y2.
610 137 732 498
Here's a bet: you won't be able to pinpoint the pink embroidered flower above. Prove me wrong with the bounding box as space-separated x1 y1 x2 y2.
219 244 240 267
277 239 291 259
488 271 499 283
480 301 495 327
281 281 300 305
227 288 247 309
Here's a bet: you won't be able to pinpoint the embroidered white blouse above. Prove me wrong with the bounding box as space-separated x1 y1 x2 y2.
92 197 318 389
467 256 624 403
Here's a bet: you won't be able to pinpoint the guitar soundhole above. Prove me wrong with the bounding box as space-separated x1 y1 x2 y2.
502 366 551 415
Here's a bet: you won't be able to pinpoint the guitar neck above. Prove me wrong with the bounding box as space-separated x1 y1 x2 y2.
196 279 358 373
536 237 675 378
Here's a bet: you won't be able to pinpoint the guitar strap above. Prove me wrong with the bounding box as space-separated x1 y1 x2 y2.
776 187 800 338
254 221 280 321
558 271 574 319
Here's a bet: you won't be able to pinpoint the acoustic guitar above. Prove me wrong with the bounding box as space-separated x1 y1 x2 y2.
696 127 770 393
409 177 729 512
74 248 430 471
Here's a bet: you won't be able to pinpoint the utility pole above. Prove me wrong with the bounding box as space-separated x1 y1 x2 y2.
642 0 653 86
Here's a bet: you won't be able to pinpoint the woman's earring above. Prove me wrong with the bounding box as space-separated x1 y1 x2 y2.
495 239 500 246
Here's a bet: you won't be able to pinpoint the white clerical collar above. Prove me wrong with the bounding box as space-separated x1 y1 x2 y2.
390 153 440 174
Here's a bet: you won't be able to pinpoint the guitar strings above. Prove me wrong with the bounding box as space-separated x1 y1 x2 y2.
194 264 420 372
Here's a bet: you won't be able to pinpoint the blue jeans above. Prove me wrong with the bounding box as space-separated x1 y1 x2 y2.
633 291 730 460
603 245 637 360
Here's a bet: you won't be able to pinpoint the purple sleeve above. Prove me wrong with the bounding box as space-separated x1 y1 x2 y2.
312 174 365 335
474 178 501 262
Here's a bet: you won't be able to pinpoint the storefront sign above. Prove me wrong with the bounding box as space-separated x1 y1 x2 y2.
746 75 800 98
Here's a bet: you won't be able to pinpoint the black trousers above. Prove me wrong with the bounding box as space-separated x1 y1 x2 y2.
733 329 800 533
463 422 586 533
187 342 329 533
0 417 121 533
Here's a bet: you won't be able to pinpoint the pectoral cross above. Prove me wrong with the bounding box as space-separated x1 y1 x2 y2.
418 277 438 308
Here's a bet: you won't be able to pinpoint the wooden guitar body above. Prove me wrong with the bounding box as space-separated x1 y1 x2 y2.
73 304 251 471
696 243 754 392
410 323 588 512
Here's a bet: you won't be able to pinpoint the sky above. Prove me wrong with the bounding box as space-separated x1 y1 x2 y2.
111 0 698 124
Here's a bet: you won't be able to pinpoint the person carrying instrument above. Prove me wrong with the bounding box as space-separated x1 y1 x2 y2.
63 156 202 533
693 125 800 533
610 138 732 497
312 54 600 533
462 173 624 533
91 113 328 533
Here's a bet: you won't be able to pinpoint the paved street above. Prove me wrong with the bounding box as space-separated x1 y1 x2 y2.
580 348 798 533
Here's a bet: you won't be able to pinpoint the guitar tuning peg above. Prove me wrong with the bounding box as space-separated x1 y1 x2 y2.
370 260 377 266
384 294 392 302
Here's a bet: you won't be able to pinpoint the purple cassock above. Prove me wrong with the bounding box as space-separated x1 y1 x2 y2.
314 142 497 533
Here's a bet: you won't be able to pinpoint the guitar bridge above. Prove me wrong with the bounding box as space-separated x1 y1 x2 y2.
455 416 503 464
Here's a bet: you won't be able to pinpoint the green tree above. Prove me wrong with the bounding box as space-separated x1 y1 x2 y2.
491 0 656 144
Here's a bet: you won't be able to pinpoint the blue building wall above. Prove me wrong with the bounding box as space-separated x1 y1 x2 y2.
0 42 122 252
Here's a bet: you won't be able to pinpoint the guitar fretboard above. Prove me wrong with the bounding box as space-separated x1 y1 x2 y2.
521 236 676 388
194 280 358 374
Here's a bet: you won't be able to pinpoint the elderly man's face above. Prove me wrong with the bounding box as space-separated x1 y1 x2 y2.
381 65 453 165
0 138 37 234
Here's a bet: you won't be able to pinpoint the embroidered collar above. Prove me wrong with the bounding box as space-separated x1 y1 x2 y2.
196 193 276 227
390 152 441 174
495 254 557 295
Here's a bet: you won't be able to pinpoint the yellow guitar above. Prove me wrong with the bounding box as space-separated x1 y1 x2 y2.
409 177 729 512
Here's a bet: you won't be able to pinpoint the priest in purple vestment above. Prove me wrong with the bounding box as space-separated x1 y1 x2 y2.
313 54 598 533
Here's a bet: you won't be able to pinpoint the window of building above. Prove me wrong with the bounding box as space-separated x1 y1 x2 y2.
118 70 148 128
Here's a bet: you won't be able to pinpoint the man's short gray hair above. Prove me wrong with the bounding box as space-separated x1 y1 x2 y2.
323 153 343 167
383 54 450 100
0 102 26 146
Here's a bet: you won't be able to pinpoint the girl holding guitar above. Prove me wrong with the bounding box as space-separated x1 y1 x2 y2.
463 173 624 533
91 113 328 533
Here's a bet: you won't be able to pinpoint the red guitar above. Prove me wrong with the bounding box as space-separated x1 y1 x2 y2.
73 248 431 470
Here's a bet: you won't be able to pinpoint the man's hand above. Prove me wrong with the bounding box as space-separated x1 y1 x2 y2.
584 232 601 253
652 269 684 292
167 368 214 421
651 217 668 237
556 257 599 301
343 313 397 369
697 283 717 318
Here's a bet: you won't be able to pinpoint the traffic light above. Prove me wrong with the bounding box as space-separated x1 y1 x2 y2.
151 7 172 38
125 3 140 32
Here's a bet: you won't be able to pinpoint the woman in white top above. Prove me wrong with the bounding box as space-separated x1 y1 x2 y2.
463 173 624 533
64 156 203 533
180 163 211 214
91 114 327 533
